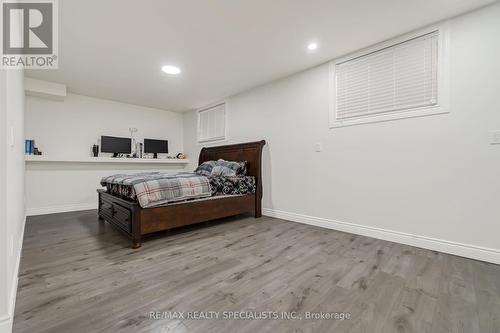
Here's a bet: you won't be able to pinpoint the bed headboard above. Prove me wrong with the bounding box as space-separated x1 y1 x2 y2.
198 140 266 179
198 140 266 214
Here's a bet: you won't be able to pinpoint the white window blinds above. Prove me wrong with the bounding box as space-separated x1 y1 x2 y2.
198 103 226 142
334 31 439 121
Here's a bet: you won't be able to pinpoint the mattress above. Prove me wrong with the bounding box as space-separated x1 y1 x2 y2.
101 172 211 208
103 175 256 206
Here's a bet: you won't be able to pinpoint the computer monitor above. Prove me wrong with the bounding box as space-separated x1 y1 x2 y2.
101 136 131 157
144 139 168 159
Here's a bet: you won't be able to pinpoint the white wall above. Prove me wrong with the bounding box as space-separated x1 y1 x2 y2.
0 69 6 333
0 69 25 333
184 4 500 264
25 93 186 215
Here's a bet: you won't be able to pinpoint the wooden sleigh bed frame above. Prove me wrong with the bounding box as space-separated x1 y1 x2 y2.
97 140 266 248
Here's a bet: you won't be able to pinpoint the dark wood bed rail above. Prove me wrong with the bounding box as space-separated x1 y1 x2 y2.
98 140 266 248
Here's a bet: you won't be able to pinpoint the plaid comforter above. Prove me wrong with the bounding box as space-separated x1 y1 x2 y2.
100 172 211 208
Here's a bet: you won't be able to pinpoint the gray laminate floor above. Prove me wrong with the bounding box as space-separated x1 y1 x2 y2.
13 210 500 333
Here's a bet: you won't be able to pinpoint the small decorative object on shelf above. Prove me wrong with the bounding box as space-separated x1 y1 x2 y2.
25 139 34 155
25 139 42 155
176 153 186 159
129 127 138 157
136 142 143 158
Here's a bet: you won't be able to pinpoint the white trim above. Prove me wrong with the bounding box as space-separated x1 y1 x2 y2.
262 208 500 265
0 215 26 333
0 316 12 333
197 101 228 144
329 23 451 128
26 203 96 216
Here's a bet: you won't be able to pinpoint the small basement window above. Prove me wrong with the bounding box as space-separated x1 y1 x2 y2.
197 102 226 143
330 27 449 127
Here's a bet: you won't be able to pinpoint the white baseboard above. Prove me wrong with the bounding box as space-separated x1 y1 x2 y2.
26 203 96 216
262 208 500 265
0 316 12 333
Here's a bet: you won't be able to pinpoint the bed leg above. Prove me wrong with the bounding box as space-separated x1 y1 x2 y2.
255 201 262 218
132 238 142 249
98 215 105 223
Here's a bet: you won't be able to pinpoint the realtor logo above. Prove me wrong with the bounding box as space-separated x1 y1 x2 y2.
1 0 58 69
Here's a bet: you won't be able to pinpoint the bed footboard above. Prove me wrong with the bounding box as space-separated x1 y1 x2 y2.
98 190 257 248
98 190 142 248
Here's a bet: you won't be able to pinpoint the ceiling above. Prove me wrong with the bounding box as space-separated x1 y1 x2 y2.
26 0 497 112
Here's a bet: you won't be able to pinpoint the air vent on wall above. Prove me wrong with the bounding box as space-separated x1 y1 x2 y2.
25 78 67 101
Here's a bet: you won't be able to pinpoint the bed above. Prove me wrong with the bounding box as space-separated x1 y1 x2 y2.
97 140 265 248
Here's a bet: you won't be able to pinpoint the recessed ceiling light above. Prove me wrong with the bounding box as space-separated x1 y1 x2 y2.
161 65 181 75
307 42 318 51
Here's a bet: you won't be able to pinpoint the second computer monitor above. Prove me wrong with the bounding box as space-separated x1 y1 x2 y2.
144 139 168 158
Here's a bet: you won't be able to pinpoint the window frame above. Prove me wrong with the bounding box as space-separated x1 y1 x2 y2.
329 24 450 128
197 101 228 144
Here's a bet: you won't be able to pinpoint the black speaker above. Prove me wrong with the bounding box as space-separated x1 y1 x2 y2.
92 144 99 157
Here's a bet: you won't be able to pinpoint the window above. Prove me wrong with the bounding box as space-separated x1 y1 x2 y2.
330 26 449 127
197 102 226 143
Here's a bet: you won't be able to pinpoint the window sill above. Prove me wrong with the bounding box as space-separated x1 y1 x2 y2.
197 138 228 145
329 106 449 128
